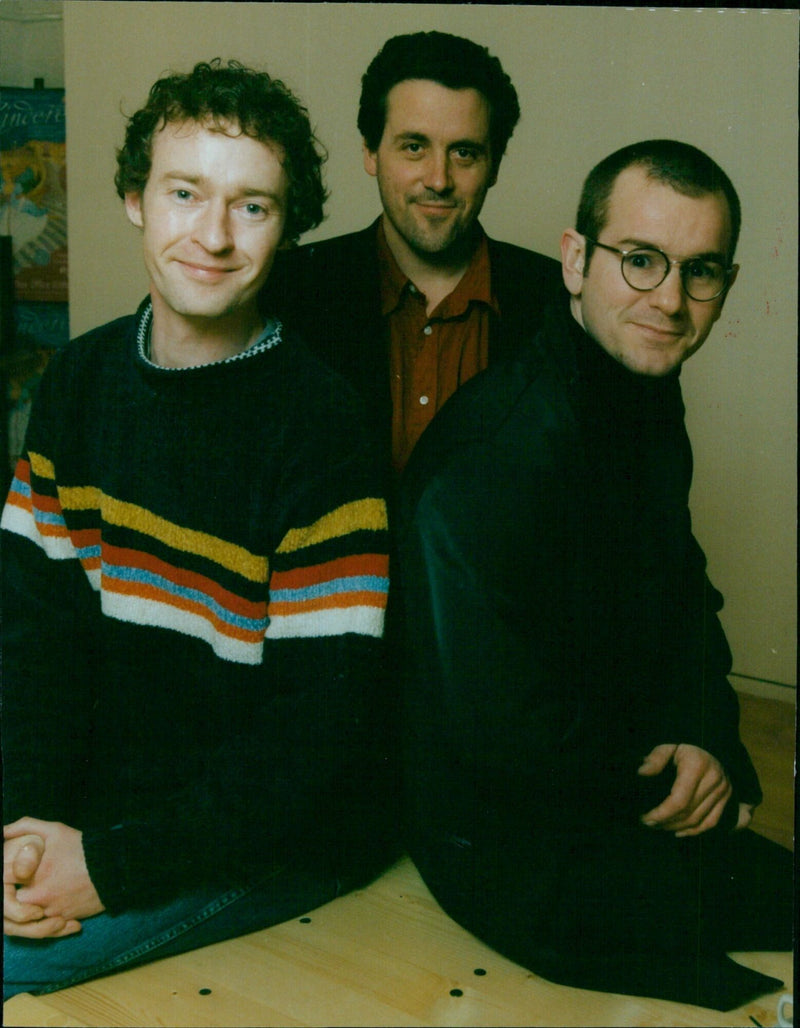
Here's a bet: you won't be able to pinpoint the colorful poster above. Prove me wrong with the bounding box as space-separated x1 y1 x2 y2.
0 86 67 303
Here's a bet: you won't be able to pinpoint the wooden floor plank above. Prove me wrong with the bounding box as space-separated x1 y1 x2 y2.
738 691 795 850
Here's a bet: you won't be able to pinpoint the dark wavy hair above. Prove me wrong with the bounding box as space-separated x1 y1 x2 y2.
576 139 741 268
357 31 520 174
115 59 327 246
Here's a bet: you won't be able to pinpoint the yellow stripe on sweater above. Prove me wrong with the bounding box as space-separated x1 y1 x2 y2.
276 498 387 555
57 487 268 583
29 452 56 480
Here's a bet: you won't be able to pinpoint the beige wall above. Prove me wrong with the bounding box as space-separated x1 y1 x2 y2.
63 2 797 691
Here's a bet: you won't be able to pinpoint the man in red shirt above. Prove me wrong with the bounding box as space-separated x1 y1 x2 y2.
264 31 563 473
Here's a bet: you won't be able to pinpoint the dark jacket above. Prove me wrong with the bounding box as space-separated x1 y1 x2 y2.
263 220 563 460
397 298 786 1010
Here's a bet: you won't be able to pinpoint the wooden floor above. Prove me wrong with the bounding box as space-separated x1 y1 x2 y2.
737 691 796 851
4 691 795 1028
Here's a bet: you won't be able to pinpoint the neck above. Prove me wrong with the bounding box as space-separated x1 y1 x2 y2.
382 215 477 315
148 295 263 369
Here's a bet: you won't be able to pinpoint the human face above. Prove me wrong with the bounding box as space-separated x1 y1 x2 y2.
363 79 495 269
561 165 739 377
125 119 288 351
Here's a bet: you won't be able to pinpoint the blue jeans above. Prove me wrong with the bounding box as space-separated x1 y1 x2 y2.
4 861 348 1000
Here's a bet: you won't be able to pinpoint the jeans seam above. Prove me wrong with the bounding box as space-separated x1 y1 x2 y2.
32 866 286 996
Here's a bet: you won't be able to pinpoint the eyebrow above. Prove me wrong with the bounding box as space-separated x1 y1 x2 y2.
393 131 488 153
449 139 488 153
616 237 728 262
161 172 283 201
394 131 427 143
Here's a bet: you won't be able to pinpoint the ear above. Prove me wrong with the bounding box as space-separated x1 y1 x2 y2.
560 229 586 297
362 140 378 178
125 191 144 229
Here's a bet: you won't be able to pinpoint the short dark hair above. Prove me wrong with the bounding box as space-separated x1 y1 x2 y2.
115 58 327 246
357 31 520 172
576 139 741 268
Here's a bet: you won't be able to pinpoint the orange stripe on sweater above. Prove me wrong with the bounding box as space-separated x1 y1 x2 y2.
267 589 388 617
103 542 265 620
103 577 265 643
270 552 389 589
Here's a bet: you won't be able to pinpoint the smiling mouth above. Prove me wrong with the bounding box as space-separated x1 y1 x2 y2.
633 322 684 341
179 261 236 279
413 199 458 211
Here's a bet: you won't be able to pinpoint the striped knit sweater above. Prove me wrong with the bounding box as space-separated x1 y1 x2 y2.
2 301 395 913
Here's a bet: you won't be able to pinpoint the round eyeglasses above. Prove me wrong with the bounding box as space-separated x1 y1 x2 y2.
584 237 733 302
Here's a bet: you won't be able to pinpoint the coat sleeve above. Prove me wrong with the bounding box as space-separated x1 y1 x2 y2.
647 412 761 807
2 354 100 826
659 531 762 807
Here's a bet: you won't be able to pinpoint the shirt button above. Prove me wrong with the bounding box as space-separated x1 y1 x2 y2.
423 325 433 336
419 395 430 406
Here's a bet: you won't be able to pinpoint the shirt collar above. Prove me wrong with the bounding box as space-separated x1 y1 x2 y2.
376 219 499 318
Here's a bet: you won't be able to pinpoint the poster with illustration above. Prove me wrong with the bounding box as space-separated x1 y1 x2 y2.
1 87 68 474
0 86 67 303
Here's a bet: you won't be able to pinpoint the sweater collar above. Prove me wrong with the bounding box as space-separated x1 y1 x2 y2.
135 300 282 372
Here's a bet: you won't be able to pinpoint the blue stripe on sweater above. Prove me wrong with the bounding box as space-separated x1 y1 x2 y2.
270 575 389 603
102 563 266 633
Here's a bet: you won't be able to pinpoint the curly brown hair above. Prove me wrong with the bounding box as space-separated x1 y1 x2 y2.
115 59 327 246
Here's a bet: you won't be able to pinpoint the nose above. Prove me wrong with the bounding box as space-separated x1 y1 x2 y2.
647 264 686 315
423 149 453 195
192 200 233 253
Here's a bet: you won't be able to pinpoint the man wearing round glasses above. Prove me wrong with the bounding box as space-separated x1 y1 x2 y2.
560 155 739 377
398 140 791 1010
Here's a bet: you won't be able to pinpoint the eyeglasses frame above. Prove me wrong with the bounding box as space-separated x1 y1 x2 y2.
583 236 734 302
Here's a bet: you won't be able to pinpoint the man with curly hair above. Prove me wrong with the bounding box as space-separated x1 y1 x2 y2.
3 59 397 998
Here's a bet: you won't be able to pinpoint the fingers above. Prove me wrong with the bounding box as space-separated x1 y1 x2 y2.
2 820 91 936
12 836 45 881
641 773 723 830
4 881 44 925
4 835 47 924
4 818 48 840
4 913 81 939
637 743 676 778
673 781 732 837
3 879 79 939
4 834 44 884
640 744 732 836
736 802 755 831
643 773 730 832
